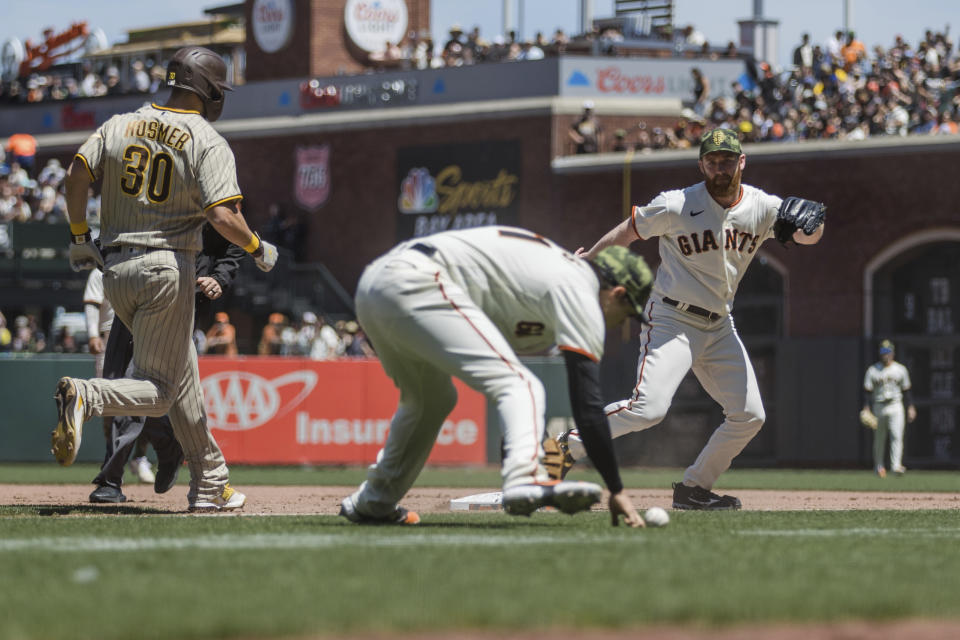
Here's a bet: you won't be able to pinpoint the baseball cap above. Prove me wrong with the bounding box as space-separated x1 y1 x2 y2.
591 246 654 318
699 128 742 157
879 339 895 355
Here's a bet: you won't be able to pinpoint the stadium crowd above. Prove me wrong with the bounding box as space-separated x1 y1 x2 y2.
0 19 720 104
602 27 960 153
0 306 372 359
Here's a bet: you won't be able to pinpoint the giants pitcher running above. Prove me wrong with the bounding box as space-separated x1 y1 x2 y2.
52 46 277 511
560 128 825 510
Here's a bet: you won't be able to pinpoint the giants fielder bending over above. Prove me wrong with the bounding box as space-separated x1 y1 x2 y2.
341 226 652 526
51 46 278 511
558 128 826 510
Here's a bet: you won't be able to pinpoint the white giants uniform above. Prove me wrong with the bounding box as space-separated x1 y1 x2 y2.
82 268 115 376
864 361 912 471
351 226 605 518
71 103 241 503
571 182 781 490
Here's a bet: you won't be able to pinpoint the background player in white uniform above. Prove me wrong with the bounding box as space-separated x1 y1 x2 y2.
341 226 651 527
862 339 916 477
83 268 155 487
561 128 825 510
52 46 277 511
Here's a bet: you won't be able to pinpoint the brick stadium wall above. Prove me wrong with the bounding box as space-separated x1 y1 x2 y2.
232 110 960 339
244 0 313 82
231 115 555 293
246 0 431 82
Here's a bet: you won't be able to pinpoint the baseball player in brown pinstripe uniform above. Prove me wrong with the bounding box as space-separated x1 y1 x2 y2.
52 46 278 511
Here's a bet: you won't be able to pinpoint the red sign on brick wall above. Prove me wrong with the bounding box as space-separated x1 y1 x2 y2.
199 357 487 465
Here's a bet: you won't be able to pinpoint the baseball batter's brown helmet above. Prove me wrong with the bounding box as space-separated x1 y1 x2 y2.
166 46 233 122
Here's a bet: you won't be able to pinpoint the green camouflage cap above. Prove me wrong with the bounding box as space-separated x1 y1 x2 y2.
591 246 654 318
699 128 742 157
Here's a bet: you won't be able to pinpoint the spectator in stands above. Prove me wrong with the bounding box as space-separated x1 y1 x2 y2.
258 312 287 355
131 60 150 93
11 315 44 352
611 129 629 152
932 109 958 134
310 314 343 361
79 63 98 96
205 312 238 355
0 180 31 222
444 24 465 52
682 24 706 49
519 39 545 61
569 100 602 154
5 133 37 176
826 30 845 65
842 31 867 72
691 67 710 117
0 311 11 352
37 158 66 186
148 65 165 93
53 326 79 353
33 179 66 223
794 33 814 69
105 67 123 95
342 320 374 357
292 311 318 356
412 32 434 69
550 29 569 55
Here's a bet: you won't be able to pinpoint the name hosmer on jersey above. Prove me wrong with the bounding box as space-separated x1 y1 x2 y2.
123 118 191 151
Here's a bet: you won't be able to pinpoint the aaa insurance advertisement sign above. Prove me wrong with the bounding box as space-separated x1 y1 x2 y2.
199 358 486 464
396 140 520 241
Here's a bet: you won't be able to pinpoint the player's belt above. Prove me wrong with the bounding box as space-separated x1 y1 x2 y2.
102 244 166 257
410 242 437 257
662 297 721 321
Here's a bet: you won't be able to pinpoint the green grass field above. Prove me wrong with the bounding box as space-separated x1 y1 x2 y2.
1 466 958 640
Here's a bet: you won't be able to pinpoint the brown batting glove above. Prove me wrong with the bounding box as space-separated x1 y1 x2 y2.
609 491 645 528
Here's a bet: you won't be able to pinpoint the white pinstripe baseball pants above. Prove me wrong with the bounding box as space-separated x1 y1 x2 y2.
349 248 550 518
73 248 228 501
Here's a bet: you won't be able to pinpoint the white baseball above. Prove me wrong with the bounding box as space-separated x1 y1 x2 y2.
644 506 670 527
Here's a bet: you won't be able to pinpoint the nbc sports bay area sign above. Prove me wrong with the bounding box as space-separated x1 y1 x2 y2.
396 140 520 240
198 357 486 464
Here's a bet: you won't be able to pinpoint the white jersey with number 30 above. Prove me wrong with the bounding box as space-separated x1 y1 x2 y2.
631 182 782 315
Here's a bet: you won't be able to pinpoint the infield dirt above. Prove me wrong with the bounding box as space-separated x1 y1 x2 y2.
2 484 958 514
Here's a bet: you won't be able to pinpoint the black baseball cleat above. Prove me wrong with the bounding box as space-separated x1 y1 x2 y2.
154 450 184 494
672 482 741 511
89 485 127 504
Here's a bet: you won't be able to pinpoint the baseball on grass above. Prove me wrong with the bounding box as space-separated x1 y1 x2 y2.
644 506 670 527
